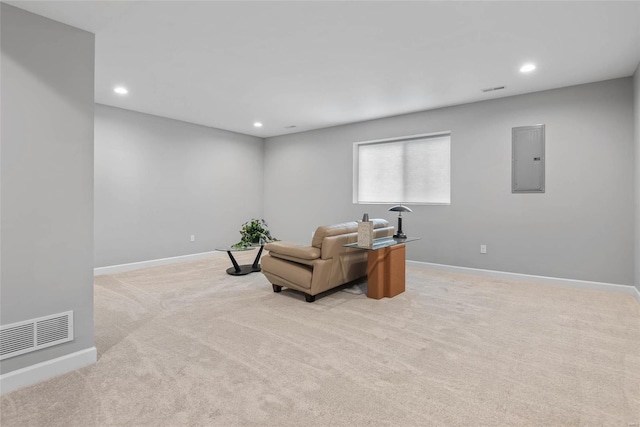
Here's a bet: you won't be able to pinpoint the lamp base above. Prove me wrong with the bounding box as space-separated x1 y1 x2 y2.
394 216 407 240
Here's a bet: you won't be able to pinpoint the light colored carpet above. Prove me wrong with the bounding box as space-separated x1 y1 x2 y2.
2 251 639 426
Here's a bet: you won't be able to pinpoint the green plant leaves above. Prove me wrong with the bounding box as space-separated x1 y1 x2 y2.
233 218 277 248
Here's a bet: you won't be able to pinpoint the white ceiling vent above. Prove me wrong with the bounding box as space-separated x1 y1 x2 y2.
0 311 74 360
481 86 506 93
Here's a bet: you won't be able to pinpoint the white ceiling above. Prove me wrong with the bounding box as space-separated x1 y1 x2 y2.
7 1 640 138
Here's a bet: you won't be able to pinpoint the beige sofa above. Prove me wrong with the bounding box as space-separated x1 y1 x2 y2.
261 219 394 302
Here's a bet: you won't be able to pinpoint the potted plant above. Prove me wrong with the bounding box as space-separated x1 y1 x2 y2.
233 219 277 248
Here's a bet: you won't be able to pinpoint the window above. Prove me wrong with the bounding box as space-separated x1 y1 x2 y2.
353 133 451 204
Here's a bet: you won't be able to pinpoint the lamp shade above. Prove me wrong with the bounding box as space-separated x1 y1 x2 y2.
389 205 413 213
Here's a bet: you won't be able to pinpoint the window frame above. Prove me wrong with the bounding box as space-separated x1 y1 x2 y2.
352 131 452 205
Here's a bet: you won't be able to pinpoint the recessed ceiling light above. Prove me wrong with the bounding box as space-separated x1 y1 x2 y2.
519 63 536 73
114 86 128 95
253 122 263 128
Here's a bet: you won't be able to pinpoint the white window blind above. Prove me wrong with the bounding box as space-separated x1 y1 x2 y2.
354 133 451 204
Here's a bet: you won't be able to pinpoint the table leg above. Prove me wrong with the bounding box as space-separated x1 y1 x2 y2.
227 250 241 273
366 244 405 299
225 251 253 275
385 244 406 298
251 245 264 272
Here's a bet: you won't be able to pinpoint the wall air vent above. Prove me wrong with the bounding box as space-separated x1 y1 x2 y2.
481 86 506 93
0 311 73 360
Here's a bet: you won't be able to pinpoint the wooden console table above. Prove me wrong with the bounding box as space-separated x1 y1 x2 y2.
344 237 419 299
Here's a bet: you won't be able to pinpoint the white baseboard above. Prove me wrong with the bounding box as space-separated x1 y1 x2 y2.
407 260 640 304
94 250 223 276
0 347 97 395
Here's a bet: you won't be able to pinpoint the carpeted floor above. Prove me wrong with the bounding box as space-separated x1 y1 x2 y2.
1 251 639 426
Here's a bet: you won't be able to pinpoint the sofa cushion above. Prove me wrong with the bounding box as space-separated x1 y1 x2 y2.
311 219 389 248
320 225 393 260
264 241 320 260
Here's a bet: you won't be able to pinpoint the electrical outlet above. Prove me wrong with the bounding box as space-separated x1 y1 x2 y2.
480 244 487 254
190 235 195 242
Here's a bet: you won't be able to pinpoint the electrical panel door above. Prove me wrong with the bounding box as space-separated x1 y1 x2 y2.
512 125 545 193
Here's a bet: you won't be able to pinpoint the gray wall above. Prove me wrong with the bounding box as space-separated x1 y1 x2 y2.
1 5 95 374
635 65 640 292
264 78 635 286
94 105 264 267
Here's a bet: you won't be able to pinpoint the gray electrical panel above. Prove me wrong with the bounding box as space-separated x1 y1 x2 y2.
512 124 545 193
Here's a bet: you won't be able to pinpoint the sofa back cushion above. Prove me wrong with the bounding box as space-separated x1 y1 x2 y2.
311 219 389 248
320 225 393 260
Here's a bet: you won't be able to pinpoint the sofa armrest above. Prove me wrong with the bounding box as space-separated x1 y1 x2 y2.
265 241 321 260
